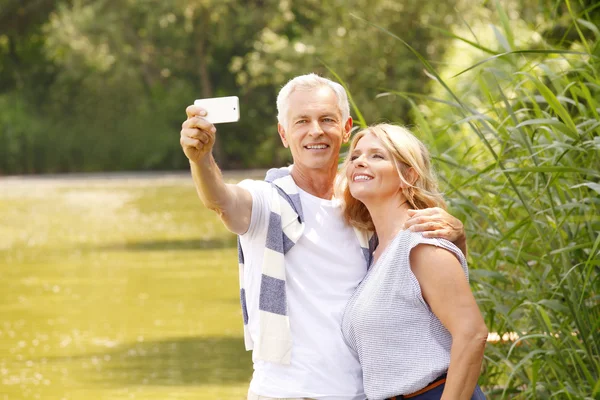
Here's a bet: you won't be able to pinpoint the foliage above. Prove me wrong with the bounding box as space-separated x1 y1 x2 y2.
2 0 599 398
363 1 599 397
0 0 464 173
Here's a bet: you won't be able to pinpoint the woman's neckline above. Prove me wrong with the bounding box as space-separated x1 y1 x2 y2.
370 228 410 269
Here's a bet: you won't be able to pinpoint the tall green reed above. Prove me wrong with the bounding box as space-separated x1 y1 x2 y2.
353 2 599 398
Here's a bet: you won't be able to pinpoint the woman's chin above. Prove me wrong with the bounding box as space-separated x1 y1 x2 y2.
349 188 373 203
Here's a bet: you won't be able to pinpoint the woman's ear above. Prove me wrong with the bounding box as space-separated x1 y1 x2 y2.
406 167 418 185
399 167 418 188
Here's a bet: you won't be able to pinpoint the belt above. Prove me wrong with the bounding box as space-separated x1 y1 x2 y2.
387 375 447 400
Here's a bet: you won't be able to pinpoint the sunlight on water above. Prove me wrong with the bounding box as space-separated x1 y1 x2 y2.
0 173 257 400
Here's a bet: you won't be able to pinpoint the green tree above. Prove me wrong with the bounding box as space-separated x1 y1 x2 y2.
1 0 467 173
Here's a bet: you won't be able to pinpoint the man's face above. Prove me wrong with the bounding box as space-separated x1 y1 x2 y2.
278 86 352 172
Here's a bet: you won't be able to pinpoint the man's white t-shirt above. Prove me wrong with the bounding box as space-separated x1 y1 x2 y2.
238 179 367 400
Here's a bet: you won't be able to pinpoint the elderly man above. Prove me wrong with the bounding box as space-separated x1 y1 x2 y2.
179 74 466 400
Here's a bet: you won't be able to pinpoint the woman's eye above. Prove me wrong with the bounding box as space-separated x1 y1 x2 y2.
373 154 384 159
349 155 358 161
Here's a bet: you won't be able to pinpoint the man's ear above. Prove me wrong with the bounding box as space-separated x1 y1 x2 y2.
278 123 289 148
343 117 353 143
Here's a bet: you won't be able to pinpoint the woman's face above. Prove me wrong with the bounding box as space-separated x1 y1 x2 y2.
346 133 403 204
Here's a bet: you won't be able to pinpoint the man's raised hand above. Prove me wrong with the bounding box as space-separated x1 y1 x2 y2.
180 105 217 164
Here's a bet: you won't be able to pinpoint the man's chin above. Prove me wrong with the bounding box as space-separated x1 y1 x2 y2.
296 156 338 168
308 161 337 170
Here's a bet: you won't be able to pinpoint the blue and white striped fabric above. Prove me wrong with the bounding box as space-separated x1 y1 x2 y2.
237 166 376 365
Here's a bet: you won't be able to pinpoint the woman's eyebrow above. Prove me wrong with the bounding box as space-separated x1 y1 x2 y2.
360 147 385 153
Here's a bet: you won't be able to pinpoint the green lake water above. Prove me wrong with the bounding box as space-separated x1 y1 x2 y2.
0 173 261 399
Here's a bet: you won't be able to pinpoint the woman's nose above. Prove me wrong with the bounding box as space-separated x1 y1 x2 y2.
353 155 367 167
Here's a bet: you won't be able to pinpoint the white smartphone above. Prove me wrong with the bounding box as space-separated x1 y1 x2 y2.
194 96 240 124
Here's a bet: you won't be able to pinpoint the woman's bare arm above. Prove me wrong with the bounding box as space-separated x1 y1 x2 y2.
410 244 488 400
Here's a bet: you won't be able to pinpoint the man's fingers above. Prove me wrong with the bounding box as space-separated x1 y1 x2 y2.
422 229 449 239
181 128 213 143
180 135 203 150
182 116 214 132
404 215 426 228
423 227 461 243
420 207 439 216
405 207 447 228
193 116 215 132
405 207 464 243
406 221 423 231
185 105 208 119
408 221 440 232
199 134 211 144
406 207 437 220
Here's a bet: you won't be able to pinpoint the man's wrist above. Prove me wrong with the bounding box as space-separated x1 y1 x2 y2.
455 233 468 256
189 153 214 169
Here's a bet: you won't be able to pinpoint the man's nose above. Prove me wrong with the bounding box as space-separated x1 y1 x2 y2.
308 120 324 136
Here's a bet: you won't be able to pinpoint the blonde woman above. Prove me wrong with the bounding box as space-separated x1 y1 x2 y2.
339 124 488 400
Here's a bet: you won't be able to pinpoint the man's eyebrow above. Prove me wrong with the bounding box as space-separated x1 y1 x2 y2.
291 114 309 120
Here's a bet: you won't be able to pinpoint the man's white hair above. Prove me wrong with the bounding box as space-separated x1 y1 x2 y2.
276 73 351 128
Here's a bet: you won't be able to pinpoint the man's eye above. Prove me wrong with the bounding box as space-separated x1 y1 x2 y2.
296 120 307 124
323 118 334 122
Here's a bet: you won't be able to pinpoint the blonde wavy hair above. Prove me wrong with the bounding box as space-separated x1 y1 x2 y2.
337 124 446 231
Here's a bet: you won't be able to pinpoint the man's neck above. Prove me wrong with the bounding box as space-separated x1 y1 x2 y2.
291 164 337 200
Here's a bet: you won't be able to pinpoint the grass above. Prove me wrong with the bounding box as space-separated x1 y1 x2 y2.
0 172 264 400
